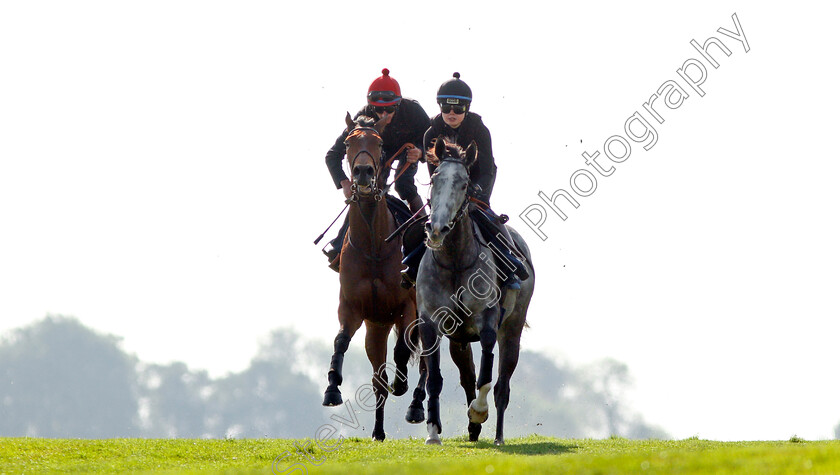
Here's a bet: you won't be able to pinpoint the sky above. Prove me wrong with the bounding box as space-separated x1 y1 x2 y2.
1 1 839 441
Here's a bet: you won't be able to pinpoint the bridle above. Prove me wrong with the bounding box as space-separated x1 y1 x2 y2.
345 126 385 201
427 157 481 272
430 157 471 231
343 125 400 262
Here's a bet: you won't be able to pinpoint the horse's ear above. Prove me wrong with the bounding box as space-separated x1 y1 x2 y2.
373 115 388 135
345 112 355 132
465 141 478 167
434 135 446 162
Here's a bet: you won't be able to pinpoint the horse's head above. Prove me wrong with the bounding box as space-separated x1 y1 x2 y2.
425 136 478 249
344 112 388 199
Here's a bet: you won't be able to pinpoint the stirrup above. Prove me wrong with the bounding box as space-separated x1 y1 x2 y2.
503 275 521 291
323 244 339 261
400 268 416 289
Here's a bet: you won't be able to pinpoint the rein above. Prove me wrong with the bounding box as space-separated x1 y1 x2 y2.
382 142 416 190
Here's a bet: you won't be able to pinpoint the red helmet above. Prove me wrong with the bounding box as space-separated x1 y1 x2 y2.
367 68 402 106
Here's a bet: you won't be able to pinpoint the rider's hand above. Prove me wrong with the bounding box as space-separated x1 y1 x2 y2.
425 149 440 166
341 179 352 199
406 147 422 164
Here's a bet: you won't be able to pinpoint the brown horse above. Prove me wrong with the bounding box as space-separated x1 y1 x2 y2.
322 114 427 441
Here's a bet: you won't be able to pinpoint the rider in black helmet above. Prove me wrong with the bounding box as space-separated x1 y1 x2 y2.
401 72 530 289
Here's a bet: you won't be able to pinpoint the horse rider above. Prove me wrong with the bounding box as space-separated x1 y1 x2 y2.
323 68 430 271
401 72 530 289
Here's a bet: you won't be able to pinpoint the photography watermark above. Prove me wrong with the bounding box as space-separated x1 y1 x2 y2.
519 13 750 241
275 12 750 473
271 360 403 474
271 227 522 473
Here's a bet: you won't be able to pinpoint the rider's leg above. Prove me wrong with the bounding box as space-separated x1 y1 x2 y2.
324 216 349 272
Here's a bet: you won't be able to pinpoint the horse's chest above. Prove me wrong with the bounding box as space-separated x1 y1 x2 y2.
342 277 403 316
420 278 494 316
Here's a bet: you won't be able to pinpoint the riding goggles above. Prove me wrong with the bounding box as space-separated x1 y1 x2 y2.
367 90 401 105
373 105 397 114
439 103 467 114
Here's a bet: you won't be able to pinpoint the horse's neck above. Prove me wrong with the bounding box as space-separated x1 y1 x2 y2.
348 198 391 251
439 213 478 269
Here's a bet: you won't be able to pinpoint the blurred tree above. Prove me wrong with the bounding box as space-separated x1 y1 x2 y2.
138 361 213 437
202 328 327 438
0 315 139 437
587 358 632 436
0 319 666 440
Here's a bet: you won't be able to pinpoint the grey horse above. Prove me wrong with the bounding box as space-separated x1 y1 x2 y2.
415 138 535 446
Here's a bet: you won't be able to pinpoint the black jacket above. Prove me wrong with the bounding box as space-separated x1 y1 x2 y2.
423 112 497 205
325 99 430 199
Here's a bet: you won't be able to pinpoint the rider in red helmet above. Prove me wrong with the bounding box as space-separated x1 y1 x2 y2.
323 69 430 270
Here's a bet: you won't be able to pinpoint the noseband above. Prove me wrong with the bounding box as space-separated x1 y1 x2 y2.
345 127 385 201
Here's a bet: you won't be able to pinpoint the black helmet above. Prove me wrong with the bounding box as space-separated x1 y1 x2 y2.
437 72 472 110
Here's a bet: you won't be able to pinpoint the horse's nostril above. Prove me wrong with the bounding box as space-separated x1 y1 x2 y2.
353 165 375 183
424 222 432 233
440 225 451 235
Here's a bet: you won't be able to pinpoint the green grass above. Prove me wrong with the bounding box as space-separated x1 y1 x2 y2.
2 435 840 474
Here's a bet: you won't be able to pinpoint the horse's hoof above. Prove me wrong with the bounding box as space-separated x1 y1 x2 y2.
390 378 409 397
405 406 425 424
425 422 442 445
468 406 489 424
322 388 343 407
372 430 386 441
468 422 482 441
494 438 504 446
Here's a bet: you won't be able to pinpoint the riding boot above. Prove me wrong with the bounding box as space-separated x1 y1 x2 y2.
408 195 426 217
328 254 341 273
473 208 530 285
400 245 425 288
495 223 530 283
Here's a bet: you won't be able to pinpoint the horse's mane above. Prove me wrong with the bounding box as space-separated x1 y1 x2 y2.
353 115 377 129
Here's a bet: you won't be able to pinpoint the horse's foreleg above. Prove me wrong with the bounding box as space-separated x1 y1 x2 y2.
419 317 443 445
449 340 481 441
468 313 498 426
391 301 416 397
406 352 427 424
323 301 362 407
365 322 391 441
493 318 525 446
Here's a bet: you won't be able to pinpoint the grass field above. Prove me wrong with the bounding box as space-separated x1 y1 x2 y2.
2 435 839 474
